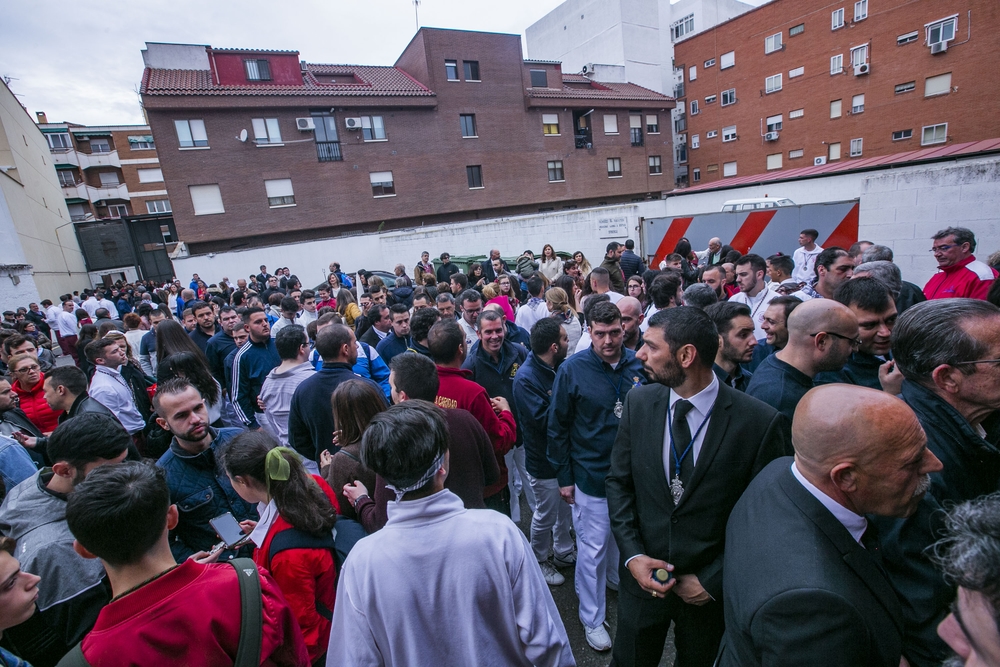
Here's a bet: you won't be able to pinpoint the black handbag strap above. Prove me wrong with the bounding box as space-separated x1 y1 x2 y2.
230 558 263 667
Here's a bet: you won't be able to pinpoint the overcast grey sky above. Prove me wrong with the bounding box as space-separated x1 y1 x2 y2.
0 0 767 127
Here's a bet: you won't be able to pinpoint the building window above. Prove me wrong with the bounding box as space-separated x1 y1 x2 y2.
362 116 386 141
159 224 173 244
542 113 560 136
897 31 919 45
445 60 459 80
466 165 484 189
174 119 208 148
723 161 737 177
46 133 71 151
831 99 843 118
831 54 844 75
922 123 947 145
265 178 295 207
689 100 699 115
789 148 804 159
850 138 863 156
649 156 662 174
895 81 916 94
721 88 736 106
851 45 869 70
57 170 76 186
765 74 782 94
766 115 783 132
855 0 868 21
90 138 111 153
790 108 804 119
460 114 477 137
137 168 164 183
530 70 547 87
706 130 718 138
547 160 565 182
127 135 154 150
252 118 282 145
676 144 687 163
789 66 804 78
189 184 224 215
604 114 619 135
671 14 695 41
765 33 783 54
675 116 687 133
146 200 171 214
925 72 952 97
689 65 697 81
607 158 622 177
852 94 865 113
720 51 735 69
312 112 342 162
107 204 129 219
99 172 120 187
767 153 782 170
629 114 644 146
892 129 913 141
705 94 717 105
829 142 842 160
790 23 805 37
691 168 700 182
832 8 845 30
463 61 480 81
244 59 271 81
691 134 700 149
646 114 659 133
704 58 715 68
722 125 737 142
370 171 395 197
927 16 957 48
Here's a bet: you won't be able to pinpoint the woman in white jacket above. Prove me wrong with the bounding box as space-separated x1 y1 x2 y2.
538 244 563 281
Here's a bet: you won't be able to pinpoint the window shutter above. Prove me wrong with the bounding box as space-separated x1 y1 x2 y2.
189 184 225 215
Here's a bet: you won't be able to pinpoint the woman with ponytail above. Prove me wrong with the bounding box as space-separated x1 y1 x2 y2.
220 432 339 665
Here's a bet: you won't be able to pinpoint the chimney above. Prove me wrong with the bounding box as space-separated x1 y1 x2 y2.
35 111 47 124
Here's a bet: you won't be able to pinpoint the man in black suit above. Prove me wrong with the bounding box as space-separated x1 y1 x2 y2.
606 307 787 666
719 384 944 667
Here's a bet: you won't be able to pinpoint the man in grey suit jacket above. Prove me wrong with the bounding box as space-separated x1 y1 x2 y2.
718 385 943 667
606 307 788 666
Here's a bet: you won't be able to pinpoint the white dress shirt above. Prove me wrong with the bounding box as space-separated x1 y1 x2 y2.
728 285 778 341
662 374 720 482
89 365 146 433
55 310 78 337
791 461 867 544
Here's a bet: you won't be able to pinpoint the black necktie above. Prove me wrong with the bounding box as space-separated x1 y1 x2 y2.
672 400 695 483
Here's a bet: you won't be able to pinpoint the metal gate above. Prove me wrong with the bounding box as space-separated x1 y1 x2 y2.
123 214 177 284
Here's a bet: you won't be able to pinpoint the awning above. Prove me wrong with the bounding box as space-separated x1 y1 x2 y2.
54 164 77 170
72 131 111 138
128 135 154 143
64 198 88 204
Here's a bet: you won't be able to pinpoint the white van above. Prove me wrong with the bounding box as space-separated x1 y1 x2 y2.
721 197 795 212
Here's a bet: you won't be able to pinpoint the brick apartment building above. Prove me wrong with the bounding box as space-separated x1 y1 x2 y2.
139 28 675 254
672 0 998 186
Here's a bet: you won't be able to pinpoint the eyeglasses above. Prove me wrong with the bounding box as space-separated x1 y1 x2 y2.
13 365 40 374
952 359 1000 366
810 331 861 348
930 244 959 253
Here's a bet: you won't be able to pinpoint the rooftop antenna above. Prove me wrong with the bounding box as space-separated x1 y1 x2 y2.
413 0 420 30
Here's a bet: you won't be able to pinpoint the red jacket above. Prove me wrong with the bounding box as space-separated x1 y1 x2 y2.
12 373 62 433
435 365 516 497
255 475 340 664
82 559 309 666
923 254 997 300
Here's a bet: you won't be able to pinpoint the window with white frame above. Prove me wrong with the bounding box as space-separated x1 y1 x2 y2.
604 114 619 135
252 118 282 145
671 14 695 41
547 160 564 182
704 58 715 68
829 142 842 160
720 51 735 69
767 153 782 170
925 72 952 97
765 74 782 94
137 168 164 183
445 60 459 80
99 172 120 187
895 81 916 94
789 148 804 159
723 161 737 177
831 99 843 118
705 94 717 105
850 138 863 156
706 130 718 138
766 115 783 132
146 200 171 214
57 170 76 186
927 16 957 48
922 123 947 145
854 0 868 21
607 158 622 177
721 88 736 106
832 8 845 30
897 31 919 45
174 119 208 148
693 168 701 182
649 156 662 174
244 59 271 81
646 115 660 133
852 94 865 113
765 33 783 54
790 108 804 119
265 179 295 207
542 114 560 135
690 100 699 115
689 65 697 81
107 204 129 218
362 116 386 141
90 138 111 153
892 129 913 141
722 125 737 142
831 54 844 75
789 66 804 78
46 133 71 151
370 171 395 197
691 134 700 149
127 135 154 150
851 44 869 67
189 184 224 215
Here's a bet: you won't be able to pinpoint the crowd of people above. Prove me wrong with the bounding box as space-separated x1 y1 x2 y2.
0 227 997 666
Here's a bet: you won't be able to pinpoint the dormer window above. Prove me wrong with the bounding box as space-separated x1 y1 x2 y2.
245 59 272 81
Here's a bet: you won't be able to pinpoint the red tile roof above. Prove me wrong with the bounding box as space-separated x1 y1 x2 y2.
526 76 672 102
675 139 1000 194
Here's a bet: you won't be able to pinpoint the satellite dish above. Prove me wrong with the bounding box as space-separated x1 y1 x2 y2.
239 129 248 143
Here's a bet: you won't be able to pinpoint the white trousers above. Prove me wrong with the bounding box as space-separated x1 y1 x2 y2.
527 474 575 562
573 487 620 628
506 446 537 522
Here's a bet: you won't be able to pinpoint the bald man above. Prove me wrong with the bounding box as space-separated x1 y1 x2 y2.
746 299 859 438
718 385 942 667
618 297 644 351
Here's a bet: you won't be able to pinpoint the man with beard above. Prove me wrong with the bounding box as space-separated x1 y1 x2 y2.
606 307 786 666
805 247 854 300
728 254 777 342
748 296 802 371
701 265 727 302
513 318 574 587
705 302 756 392
718 385 942 667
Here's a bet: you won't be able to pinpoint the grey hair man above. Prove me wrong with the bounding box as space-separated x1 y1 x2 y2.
854 260 927 315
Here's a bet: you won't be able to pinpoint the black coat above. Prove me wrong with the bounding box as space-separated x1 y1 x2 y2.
719 458 904 667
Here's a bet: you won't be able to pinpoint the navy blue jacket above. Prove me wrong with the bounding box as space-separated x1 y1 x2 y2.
375 331 409 366
189 324 219 355
462 340 528 447
747 338 774 372
155 428 257 561
288 362 383 462
547 347 646 497
745 354 813 440
205 330 238 389
619 249 647 280
230 338 280 429
815 351 887 390
513 353 559 479
505 321 530 350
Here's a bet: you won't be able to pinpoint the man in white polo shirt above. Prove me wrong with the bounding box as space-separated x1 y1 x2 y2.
728 254 778 341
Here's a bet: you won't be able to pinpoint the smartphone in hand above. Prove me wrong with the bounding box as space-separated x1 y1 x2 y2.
209 512 251 550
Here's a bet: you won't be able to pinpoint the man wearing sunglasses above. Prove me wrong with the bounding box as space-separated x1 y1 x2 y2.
924 227 997 300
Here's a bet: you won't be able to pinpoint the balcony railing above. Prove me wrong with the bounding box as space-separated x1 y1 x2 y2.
631 128 644 147
574 129 593 149
674 83 685 98
316 141 342 162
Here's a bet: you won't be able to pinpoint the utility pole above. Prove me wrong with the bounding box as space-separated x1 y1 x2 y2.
413 0 420 30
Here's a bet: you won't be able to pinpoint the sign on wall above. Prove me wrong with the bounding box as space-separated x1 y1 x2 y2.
598 215 629 238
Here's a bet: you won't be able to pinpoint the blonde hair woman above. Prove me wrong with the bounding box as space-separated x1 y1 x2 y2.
545 287 582 353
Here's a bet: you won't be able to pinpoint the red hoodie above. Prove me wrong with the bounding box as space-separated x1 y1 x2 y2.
435 365 516 497
923 254 997 300
12 373 62 433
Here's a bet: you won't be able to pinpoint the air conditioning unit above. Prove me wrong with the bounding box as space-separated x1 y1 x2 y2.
344 117 363 130
853 63 870 76
930 41 948 54
814 156 827 166
295 117 315 131
764 131 779 141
